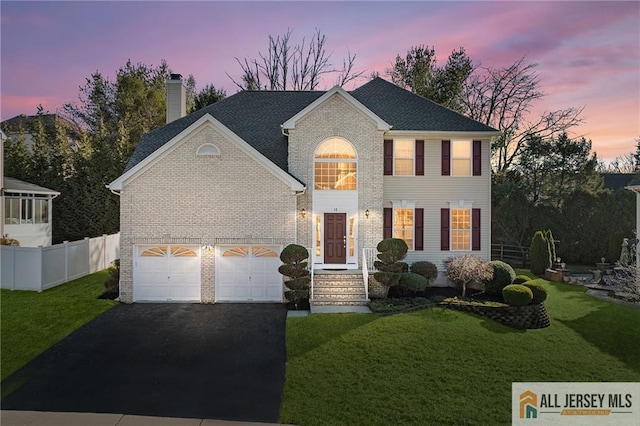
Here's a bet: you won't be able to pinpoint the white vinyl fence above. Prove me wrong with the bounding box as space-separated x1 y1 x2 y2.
1 233 120 292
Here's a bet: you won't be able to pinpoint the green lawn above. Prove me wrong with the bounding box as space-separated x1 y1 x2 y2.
1 271 118 382
281 279 640 425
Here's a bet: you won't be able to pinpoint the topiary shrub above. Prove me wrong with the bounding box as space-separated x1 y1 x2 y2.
530 231 550 276
545 229 557 267
398 272 429 293
279 244 310 308
373 238 408 298
410 261 438 284
502 284 533 306
512 275 532 284
444 254 493 297
484 260 516 295
522 279 548 304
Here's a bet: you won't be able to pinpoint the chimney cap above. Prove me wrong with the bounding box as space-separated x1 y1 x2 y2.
170 73 183 81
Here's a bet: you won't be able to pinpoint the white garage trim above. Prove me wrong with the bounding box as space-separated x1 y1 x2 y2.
133 244 201 302
215 244 283 302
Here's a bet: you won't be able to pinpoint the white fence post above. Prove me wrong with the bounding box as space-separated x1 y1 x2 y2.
11 245 17 291
64 240 69 283
38 245 44 292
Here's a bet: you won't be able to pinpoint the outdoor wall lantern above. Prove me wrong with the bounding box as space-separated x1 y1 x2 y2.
300 208 306 219
365 209 370 219
202 244 213 252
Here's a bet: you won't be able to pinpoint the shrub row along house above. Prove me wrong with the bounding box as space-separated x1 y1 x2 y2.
108 75 500 305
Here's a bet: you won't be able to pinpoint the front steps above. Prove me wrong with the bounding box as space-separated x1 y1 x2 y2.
310 270 371 314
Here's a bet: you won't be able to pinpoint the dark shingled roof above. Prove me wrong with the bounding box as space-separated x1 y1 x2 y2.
124 77 498 173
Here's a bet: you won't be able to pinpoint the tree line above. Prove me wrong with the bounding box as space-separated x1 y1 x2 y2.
3 29 638 266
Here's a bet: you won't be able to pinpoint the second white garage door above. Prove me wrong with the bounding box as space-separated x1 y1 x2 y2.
215 245 283 302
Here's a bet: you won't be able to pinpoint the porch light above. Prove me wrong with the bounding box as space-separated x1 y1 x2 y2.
202 244 213 252
300 208 306 219
365 209 370 219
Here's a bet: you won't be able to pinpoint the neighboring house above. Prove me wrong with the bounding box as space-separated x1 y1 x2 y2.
1 113 81 150
602 173 638 192
2 176 59 247
109 75 500 306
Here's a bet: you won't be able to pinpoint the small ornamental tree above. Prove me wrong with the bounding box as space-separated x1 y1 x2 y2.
545 229 557 266
278 244 311 308
373 238 408 298
444 254 493 297
530 231 550 275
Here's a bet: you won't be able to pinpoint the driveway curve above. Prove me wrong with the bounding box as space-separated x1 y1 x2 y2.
1 303 287 423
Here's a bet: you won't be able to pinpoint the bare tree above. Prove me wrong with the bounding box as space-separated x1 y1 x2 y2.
461 57 584 173
228 29 364 91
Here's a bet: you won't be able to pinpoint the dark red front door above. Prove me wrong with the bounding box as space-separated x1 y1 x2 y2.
324 213 346 264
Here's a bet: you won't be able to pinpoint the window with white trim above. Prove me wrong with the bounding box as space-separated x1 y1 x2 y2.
394 139 414 175
451 208 471 250
452 140 471 176
314 138 357 190
4 193 50 225
394 208 414 250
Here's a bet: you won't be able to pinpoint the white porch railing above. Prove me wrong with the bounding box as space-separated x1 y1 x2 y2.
362 247 378 300
306 247 314 301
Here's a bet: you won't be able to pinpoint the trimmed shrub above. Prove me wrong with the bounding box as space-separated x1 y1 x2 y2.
502 284 533 306
279 244 310 307
104 259 120 294
545 229 557 266
530 231 550 275
410 261 438 283
373 238 409 295
484 260 516 295
398 272 429 292
512 275 532 284
280 244 309 264
522 279 548 304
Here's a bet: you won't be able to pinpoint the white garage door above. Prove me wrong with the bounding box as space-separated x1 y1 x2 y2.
134 245 201 302
216 245 283 302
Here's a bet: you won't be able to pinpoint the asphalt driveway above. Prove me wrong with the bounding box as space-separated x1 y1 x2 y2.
1 303 288 423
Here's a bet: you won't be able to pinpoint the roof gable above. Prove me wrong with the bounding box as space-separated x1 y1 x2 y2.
282 85 390 131
110 114 305 192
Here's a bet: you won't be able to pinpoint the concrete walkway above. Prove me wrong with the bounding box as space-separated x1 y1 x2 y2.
0 410 293 426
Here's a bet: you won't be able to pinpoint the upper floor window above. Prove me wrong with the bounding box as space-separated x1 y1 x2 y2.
314 138 357 190
452 140 471 176
442 140 482 176
4 193 49 224
384 139 424 176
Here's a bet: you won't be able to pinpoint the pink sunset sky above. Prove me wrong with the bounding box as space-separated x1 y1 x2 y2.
1 1 638 162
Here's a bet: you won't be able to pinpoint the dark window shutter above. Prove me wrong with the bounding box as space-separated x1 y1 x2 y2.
472 208 481 251
415 208 424 251
383 208 392 239
441 140 451 176
472 140 482 176
415 140 424 176
384 140 393 175
441 208 450 251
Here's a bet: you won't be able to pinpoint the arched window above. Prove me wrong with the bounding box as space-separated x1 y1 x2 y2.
314 138 357 190
196 143 220 156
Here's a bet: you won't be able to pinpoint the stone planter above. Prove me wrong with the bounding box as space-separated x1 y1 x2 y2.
368 275 390 299
441 302 551 329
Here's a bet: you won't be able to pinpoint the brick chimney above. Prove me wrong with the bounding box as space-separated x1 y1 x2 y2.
166 73 186 124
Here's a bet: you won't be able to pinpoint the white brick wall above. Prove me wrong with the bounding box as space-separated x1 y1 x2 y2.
119 122 297 303
287 93 385 265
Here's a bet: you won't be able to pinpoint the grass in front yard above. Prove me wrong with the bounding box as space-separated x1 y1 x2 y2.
281 279 640 425
1 271 118 382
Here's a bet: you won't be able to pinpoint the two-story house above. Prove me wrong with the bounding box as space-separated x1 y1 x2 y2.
108 75 499 307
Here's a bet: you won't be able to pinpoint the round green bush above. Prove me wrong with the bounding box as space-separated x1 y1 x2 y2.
410 261 438 282
522 279 548 304
512 275 532 284
502 284 533 306
376 238 408 263
398 272 429 292
484 261 516 295
280 244 309 263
